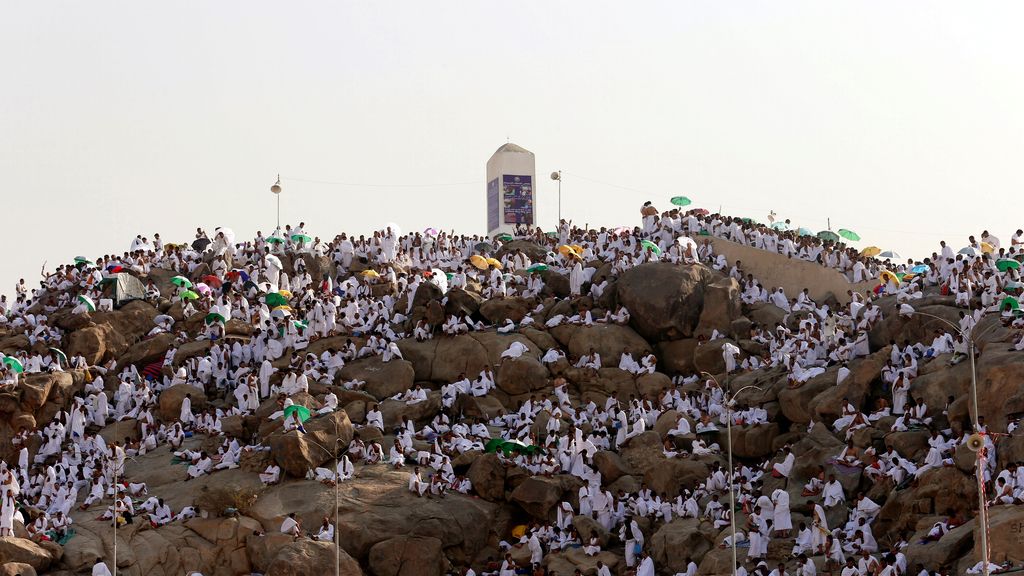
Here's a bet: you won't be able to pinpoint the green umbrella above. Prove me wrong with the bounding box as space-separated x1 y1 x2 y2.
294 320 308 330
484 438 506 453
204 312 226 325
74 256 94 265
180 290 200 300
996 259 1021 272
526 263 548 273
770 222 789 231
265 292 288 308
291 233 312 243
1001 296 1020 312
797 227 813 237
3 357 24 373
266 236 285 244
817 230 841 242
49 347 68 366
670 196 692 207
496 233 513 242
77 295 96 312
640 240 662 255
171 276 193 288
545 231 557 238
838 229 861 242
283 404 312 423
740 217 757 225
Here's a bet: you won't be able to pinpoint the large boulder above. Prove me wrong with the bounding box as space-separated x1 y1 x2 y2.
495 356 549 396
564 324 653 368
340 357 416 400
0 537 57 572
467 453 507 502
649 518 715 574
615 263 712 341
656 338 699 376
156 384 207 423
368 535 447 576
479 298 531 325
117 332 176 370
695 277 742 338
268 410 355 477
264 539 363 576
510 476 573 519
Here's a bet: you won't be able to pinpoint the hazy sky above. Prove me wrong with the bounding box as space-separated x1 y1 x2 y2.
3 2 1024 297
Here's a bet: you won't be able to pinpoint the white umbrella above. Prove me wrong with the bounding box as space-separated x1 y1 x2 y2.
959 246 982 257
270 308 292 319
215 227 236 246
878 251 901 260
265 254 282 269
154 314 175 326
382 222 402 237
429 268 449 293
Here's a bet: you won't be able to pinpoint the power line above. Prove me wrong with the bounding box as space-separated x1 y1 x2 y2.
283 175 482 188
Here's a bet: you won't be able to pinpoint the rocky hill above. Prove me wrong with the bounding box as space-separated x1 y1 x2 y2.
0 229 1022 576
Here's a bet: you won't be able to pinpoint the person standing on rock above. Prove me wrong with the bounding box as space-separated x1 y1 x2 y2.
91 558 113 576
635 551 655 576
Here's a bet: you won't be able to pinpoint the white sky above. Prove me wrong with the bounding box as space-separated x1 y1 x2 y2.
3 1 1024 297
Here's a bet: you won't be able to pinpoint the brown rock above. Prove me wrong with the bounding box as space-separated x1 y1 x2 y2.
614 262 712 341
156 384 207 423
496 356 549 396
467 453 507 502
368 535 447 576
340 357 416 400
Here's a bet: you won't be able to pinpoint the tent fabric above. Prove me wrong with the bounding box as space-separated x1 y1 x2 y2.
102 273 147 308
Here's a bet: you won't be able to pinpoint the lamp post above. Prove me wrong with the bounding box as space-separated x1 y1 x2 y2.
550 171 562 223
109 449 137 576
702 371 762 576
271 175 282 228
297 417 344 576
912 310 1004 576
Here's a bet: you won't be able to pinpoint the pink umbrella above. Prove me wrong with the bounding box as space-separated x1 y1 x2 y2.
194 283 212 295
424 227 439 237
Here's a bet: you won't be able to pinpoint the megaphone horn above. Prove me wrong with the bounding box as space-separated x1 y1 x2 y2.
967 433 985 452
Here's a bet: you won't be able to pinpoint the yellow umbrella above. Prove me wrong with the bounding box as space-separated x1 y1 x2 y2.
558 245 579 257
277 289 293 299
272 305 292 312
486 257 503 270
361 270 380 279
571 244 584 254
470 255 488 270
861 246 881 258
981 242 994 254
880 270 900 285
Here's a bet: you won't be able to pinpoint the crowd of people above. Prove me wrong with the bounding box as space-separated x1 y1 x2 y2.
0 202 1022 576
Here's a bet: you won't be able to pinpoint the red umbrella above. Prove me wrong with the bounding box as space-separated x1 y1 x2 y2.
688 208 709 216
202 275 223 289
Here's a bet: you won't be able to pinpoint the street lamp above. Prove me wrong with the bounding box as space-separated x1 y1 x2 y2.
108 449 137 576
297 417 344 576
271 175 282 229
912 310 1004 576
550 171 561 223
702 371 762 576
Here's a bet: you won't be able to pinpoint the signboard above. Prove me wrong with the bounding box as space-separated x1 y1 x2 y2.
487 178 500 231
502 175 533 225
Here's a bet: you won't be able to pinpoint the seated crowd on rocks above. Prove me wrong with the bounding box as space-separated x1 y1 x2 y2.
0 203 1023 576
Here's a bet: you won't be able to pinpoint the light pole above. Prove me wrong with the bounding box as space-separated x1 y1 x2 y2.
912 310 1004 576
702 371 762 576
271 175 282 229
108 448 136 576
550 171 562 223
298 417 344 576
